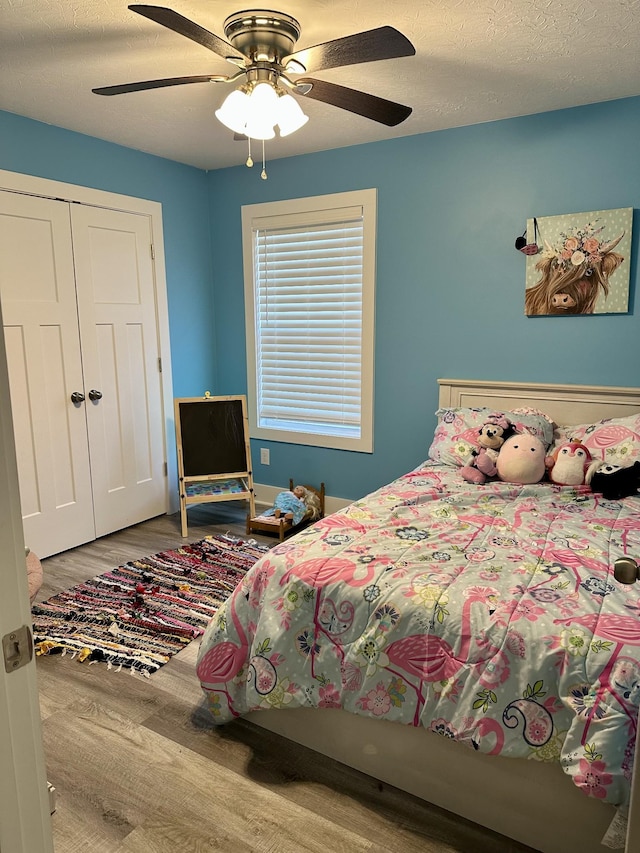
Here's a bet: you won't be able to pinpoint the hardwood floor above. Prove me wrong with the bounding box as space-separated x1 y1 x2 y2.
35 503 536 853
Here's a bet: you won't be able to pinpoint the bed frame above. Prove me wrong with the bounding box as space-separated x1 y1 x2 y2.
247 380 640 853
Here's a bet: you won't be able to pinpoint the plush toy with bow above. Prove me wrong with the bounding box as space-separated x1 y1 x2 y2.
460 414 516 485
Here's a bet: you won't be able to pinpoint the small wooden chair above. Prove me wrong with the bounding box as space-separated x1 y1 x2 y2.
247 480 325 542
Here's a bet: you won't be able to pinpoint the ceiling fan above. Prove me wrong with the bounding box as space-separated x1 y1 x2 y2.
92 5 416 129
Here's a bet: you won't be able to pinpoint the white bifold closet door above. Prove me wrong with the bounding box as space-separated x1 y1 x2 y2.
0 191 167 558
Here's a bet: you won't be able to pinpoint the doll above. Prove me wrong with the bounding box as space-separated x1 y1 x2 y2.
263 485 319 526
460 414 515 484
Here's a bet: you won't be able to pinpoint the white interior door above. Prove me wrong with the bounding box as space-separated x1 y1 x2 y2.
0 192 95 557
70 204 167 537
0 301 54 853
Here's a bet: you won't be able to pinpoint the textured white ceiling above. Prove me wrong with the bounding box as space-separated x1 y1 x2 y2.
1 1 639 171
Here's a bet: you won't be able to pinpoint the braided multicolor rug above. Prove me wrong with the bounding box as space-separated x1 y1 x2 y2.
31 534 268 677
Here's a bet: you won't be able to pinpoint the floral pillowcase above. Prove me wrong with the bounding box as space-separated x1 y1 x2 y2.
553 413 640 464
428 406 555 467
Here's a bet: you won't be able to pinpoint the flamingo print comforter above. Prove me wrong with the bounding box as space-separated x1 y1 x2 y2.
197 462 640 808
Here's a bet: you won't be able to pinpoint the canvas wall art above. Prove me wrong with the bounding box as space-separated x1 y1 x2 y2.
524 208 633 316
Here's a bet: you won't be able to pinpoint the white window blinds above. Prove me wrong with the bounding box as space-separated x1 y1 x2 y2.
243 190 375 452
254 210 363 438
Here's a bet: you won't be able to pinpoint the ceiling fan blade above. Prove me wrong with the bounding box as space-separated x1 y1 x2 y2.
129 5 245 63
284 27 414 73
296 78 411 126
92 75 220 96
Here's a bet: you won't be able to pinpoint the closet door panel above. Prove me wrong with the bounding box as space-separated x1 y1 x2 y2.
0 193 95 557
70 204 166 537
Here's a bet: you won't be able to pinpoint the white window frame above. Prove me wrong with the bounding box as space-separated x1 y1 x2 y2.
242 189 376 452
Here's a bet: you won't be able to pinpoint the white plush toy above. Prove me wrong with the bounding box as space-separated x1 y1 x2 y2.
496 433 547 485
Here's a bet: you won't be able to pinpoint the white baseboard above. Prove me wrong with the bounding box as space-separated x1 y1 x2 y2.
252 483 351 517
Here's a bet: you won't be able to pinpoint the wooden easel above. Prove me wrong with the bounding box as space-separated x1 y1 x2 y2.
174 394 255 537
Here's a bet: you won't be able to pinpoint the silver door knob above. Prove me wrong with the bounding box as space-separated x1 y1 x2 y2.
70 391 85 404
88 389 103 401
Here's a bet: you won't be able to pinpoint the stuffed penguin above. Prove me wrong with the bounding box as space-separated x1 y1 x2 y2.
545 442 592 486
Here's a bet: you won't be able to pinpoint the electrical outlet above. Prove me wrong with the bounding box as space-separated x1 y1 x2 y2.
260 448 270 465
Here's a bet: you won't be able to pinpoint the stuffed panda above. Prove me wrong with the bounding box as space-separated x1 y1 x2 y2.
587 460 640 500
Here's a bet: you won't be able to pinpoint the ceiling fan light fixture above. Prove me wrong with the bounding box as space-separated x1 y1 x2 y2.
215 80 307 141
277 92 308 137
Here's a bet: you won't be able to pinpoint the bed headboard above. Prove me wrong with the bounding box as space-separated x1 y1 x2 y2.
438 378 640 427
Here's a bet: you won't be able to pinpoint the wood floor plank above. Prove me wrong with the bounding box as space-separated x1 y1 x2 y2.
44 696 377 853
146 637 204 706
143 702 533 853
37 653 171 724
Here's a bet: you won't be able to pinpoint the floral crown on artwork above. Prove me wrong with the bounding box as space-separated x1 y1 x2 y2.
541 221 606 271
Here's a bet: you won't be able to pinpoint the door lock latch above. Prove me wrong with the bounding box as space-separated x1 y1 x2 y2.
2 625 33 673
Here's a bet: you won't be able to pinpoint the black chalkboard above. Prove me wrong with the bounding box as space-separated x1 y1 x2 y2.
174 395 255 537
175 396 250 477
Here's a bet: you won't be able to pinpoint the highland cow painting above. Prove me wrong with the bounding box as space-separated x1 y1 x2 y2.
524 208 632 316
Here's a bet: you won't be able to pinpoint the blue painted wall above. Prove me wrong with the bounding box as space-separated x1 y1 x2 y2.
209 97 640 500
0 110 216 397
2 98 640 504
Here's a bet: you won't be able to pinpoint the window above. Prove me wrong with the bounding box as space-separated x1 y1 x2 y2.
242 189 376 452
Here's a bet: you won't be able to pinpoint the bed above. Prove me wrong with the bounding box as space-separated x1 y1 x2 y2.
197 379 640 853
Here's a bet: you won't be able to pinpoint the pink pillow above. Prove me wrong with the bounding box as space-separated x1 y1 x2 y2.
428 406 554 467
555 414 640 463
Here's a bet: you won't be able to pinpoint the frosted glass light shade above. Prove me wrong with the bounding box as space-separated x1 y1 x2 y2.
242 83 278 139
215 89 250 135
277 93 308 136
244 117 276 140
249 83 279 118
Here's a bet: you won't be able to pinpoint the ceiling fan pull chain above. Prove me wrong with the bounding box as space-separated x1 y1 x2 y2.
261 140 268 180
246 136 253 168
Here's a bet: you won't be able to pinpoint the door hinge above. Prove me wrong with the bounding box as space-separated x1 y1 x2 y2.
163 461 168 477
2 624 33 673
158 357 162 373
150 243 155 260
